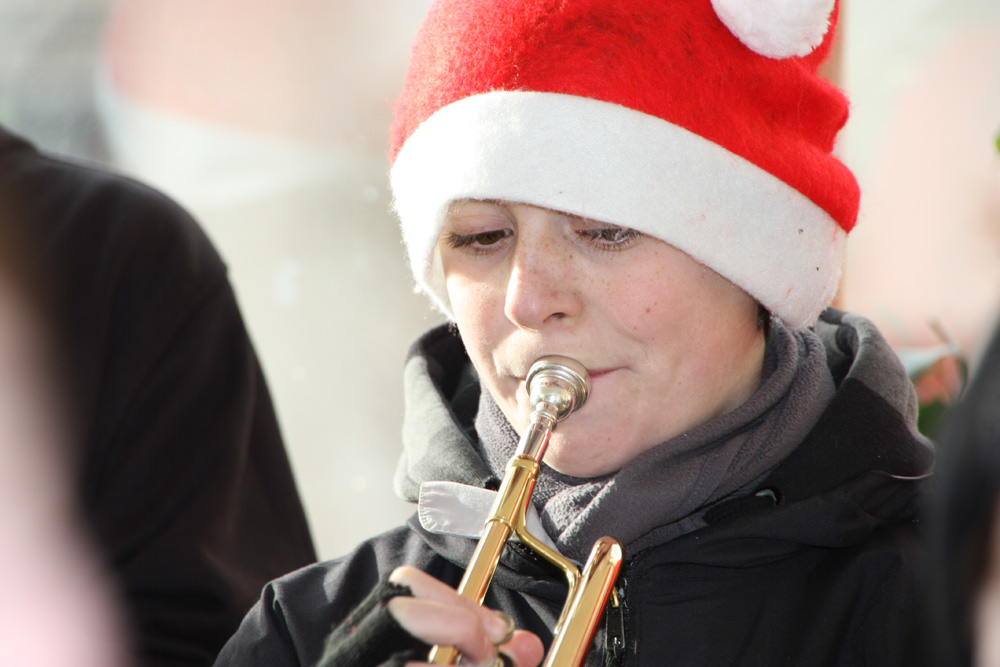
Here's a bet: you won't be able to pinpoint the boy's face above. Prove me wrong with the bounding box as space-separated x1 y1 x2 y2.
439 200 766 478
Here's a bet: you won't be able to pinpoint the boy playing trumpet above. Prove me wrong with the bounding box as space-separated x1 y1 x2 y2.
217 1 934 665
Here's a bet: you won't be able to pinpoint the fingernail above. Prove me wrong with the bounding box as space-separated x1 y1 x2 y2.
486 610 516 645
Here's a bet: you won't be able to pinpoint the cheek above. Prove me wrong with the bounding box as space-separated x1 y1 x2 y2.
599 264 683 340
596 245 709 338
446 275 485 322
445 274 503 357
445 265 500 312
603 260 759 375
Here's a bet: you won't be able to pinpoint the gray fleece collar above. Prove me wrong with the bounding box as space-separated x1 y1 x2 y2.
473 317 835 562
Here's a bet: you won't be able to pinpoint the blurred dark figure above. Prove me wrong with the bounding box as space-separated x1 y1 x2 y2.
0 124 316 666
927 318 1000 667
0 181 127 667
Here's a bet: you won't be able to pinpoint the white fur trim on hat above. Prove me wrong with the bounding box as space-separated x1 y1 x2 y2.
391 91 846 330
711 0 835 59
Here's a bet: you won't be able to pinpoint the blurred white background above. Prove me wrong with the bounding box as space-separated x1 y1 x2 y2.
0 0 997 561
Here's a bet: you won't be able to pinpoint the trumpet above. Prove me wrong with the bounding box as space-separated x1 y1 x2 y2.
429 356 623 667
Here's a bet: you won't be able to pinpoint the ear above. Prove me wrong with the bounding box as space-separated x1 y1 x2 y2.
710 0 836 59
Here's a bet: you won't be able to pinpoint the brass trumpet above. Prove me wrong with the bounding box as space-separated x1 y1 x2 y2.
429 356 624 667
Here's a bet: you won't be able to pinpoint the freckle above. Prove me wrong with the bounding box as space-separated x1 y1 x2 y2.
645 307 651 313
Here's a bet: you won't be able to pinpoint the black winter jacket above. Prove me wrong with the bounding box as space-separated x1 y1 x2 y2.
217 311 934 666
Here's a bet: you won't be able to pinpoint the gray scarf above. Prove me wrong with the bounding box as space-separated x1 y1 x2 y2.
473 319 835 563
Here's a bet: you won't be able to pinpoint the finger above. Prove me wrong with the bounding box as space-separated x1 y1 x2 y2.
501 630 544 667
387 595 495 665
389 567 472 606
388 567 513 644
399 628 544 667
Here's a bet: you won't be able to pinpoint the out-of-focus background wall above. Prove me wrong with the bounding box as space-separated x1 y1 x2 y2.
839 1 1000 361
0 0 997 560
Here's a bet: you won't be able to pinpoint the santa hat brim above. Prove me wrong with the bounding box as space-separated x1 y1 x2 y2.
391 91 846 330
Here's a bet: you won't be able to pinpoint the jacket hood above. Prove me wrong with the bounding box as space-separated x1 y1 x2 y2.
756 309 934 503
393 326 495 502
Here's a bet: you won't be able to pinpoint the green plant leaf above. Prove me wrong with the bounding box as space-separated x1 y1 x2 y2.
918 399 951 437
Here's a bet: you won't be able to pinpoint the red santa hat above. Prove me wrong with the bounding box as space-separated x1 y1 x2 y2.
389 0 857 330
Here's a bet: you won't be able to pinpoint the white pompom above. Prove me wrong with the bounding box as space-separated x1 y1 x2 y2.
710 0 835 59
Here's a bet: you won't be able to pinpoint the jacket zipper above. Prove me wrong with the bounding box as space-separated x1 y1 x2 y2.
604 579 626 667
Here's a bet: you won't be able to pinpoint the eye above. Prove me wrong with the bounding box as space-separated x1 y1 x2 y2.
445 229 513 252
579 225 641 250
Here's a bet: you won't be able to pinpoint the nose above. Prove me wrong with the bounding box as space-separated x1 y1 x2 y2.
503 243 583 330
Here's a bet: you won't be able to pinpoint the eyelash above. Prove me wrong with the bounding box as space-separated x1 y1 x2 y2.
444 225 640 254
578 226 640 251
445 229 512 253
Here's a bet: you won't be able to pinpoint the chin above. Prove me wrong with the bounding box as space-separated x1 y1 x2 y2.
544 458 618 479
542 440 620 479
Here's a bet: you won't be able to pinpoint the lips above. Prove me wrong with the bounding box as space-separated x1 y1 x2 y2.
515 366 615 382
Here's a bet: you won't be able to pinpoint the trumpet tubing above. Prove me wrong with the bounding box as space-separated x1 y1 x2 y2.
429 356 623 667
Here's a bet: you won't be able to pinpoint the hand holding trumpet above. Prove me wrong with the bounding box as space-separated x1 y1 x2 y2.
387 567 543 667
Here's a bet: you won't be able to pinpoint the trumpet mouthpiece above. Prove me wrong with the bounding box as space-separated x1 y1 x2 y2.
526 356 590 422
